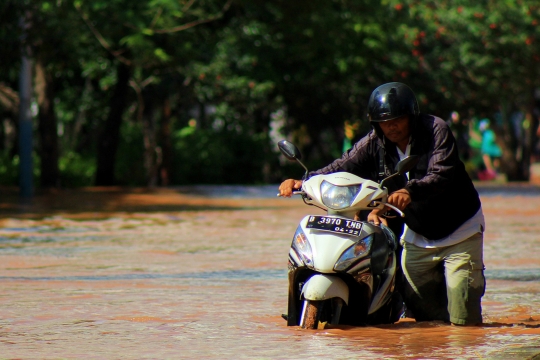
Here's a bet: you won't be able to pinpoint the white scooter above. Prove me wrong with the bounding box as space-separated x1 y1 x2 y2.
278 140 418 329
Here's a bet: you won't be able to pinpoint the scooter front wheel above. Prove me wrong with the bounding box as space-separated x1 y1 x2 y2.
300 300 321 329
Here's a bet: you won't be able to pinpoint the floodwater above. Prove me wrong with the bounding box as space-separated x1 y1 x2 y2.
0 184 539 359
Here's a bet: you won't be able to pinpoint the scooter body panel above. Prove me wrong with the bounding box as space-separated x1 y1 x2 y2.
368 254 396 314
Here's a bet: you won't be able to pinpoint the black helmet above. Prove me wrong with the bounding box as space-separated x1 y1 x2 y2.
367 82 419 122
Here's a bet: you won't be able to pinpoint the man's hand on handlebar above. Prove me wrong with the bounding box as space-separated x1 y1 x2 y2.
365 188 411 226
278 179 303 197
387 188 411 210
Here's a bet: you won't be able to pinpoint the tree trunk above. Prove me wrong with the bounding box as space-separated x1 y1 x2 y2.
496 102 536 182
18 46 33 198
254 107 272 183
142 97 159 187
95 62 131 186
497 120 522 181
0 83 19 154
519 111 537 181
69 78 92 150
34 58 59 188
159 97 173 186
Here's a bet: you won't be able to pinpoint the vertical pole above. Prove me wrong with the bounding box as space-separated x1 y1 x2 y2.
19 15 33 199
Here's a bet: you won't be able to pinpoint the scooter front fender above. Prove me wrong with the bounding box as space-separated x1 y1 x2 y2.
301 274 349 305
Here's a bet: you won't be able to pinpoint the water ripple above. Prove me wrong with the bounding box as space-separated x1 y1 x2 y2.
485 268 540 281
1 268 538 282
0 268 288 282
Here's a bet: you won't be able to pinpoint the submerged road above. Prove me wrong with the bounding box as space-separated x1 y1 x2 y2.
0 184 539 358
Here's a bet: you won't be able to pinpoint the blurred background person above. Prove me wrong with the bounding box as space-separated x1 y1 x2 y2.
447 111 471 162
477 119 502 181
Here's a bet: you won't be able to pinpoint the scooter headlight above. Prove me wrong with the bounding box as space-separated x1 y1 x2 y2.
320 180 361 210
291 227 313 267
334 234 374 271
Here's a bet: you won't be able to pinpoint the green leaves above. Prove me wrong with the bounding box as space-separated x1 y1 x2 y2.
2 0 539 185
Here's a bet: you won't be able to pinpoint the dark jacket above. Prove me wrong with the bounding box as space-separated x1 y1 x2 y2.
310 114 482 240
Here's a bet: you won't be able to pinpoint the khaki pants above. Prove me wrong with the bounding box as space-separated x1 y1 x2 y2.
400 233 485 325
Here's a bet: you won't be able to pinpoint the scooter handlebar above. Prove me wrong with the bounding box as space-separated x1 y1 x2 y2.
276 191 306 197
385 203 405 217
372 201 405 218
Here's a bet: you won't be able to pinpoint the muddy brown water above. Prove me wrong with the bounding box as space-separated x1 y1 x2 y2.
0 184 539 359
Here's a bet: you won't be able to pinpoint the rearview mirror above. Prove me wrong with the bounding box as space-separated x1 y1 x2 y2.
278 140 302 161
380 155 419 189
395 155 419 175
277 140 309 178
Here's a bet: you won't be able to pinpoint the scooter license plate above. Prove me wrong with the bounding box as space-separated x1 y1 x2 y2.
305 216 362 236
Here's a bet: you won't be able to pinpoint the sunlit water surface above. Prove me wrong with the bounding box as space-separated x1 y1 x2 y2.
0 185 538 359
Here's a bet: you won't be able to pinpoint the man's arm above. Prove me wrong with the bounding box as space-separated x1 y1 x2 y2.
308 133 376 178
366 188 411 225
405 118 459 201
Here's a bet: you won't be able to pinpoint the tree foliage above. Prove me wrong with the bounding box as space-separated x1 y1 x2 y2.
387 0 540 180
0 0 539 187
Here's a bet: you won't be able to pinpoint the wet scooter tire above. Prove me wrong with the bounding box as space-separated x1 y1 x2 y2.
301 300 321 329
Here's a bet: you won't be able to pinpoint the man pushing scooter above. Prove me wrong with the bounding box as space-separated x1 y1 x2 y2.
280 82 485 326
